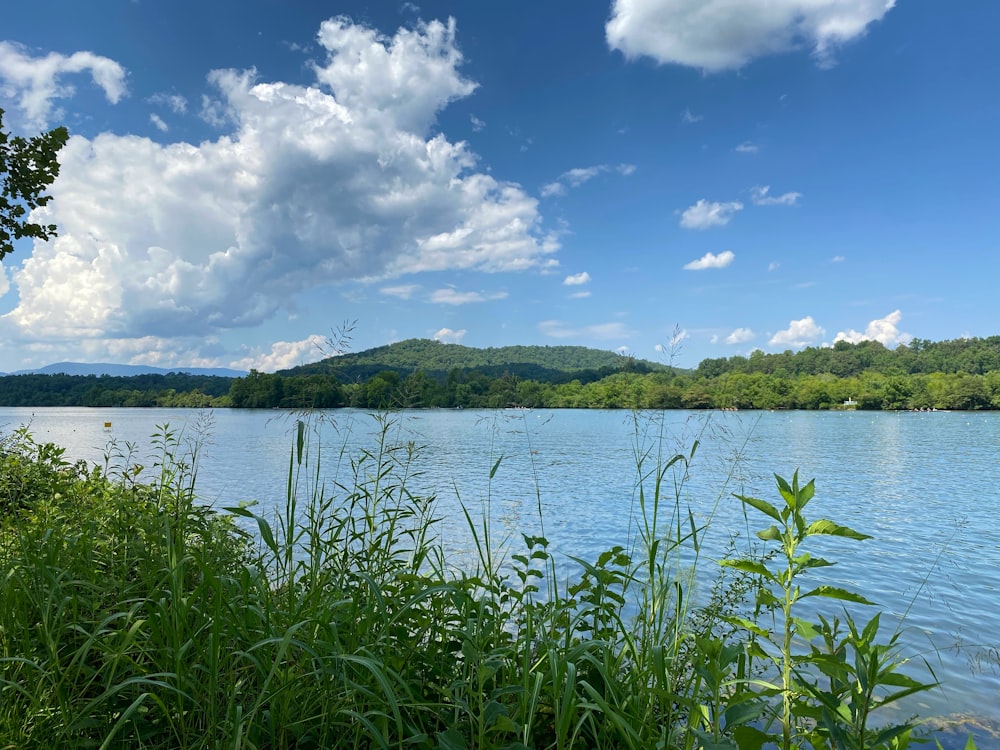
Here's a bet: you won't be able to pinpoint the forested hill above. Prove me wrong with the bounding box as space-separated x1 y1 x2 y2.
281 338 670 383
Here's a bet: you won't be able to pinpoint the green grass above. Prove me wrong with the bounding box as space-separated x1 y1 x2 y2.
0 413 961 749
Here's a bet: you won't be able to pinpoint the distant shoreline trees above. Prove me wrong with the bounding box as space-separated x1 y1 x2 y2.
4 336 1000 411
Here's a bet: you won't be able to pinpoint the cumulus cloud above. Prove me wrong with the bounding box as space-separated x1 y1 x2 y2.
769 316 825 348
6 17 557 354
433 327 466 343
606 0 896 71
538 320 634 340
725 327 755 344
430 288 508 305
470 114 485 131
834 310 911 347
542 163 635 198
680 199 743 229
684 250 735 270
563 271 591 286
751 185 801 206
0 41 127 128
230 334 327 372
0 262 9 298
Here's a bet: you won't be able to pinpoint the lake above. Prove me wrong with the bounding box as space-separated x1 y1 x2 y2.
2 406 999 746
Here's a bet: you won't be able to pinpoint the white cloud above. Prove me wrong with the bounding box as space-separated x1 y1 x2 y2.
834 310 911 347
768 261 780 271
681 107 703 123
568 290 591 299
538 320 634 340
0 41 127 128
430 288 508 305
563 271 591 286
149 113 168 132
726 327 755 344
433 327 466 343
540 181 567 198
751 185 802 206
0 262 9 298
150 93 188 113
470 114 485 131
311 16 476 133
683 250 735 270
832 255 846 262
230 334 327 372
563 166 604 186
735 141 760 153
680 199 743 229
606 0 896 72
769 316 825 348
6 18 556 351
380 284 420 299
542 163 635 197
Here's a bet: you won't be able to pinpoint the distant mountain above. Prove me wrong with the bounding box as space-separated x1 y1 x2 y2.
281 338 673 384
13 362 247 378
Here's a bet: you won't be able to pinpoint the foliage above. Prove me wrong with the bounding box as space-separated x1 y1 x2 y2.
0 107 69 260
281 337 670 382
724 472 939 750
0 412 975 749
0 372 235 407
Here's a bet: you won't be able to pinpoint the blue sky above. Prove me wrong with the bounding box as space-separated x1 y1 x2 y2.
1 1 997 372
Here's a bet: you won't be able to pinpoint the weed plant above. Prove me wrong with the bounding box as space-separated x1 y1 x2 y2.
0 413 959 749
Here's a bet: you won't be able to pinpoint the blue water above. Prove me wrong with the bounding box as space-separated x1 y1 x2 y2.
3 407 998 746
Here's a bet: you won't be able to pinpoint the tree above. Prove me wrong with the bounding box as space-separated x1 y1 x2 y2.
0 108 69 260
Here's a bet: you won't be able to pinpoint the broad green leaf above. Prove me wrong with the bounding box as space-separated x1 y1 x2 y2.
735 493 782 522
723 615 769 638
723 699 765 728
720 559 777 583
806 518 872 540
437 728 469 750
691 728 737 750
794 555 835 571
732 725 772 750
801 585 875 605
756 525 782 542
792 617 822 640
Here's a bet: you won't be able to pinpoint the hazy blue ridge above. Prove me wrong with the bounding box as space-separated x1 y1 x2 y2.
12 362 247 378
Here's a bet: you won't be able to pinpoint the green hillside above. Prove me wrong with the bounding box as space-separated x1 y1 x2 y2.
281 338 671 384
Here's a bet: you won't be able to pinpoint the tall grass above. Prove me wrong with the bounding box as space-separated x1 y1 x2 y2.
0 412 956 749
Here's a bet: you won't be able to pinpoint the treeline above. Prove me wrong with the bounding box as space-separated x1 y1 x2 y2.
696 337 1000 378
226 368 1000 411
0 373 233 407
5 337 1000 411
